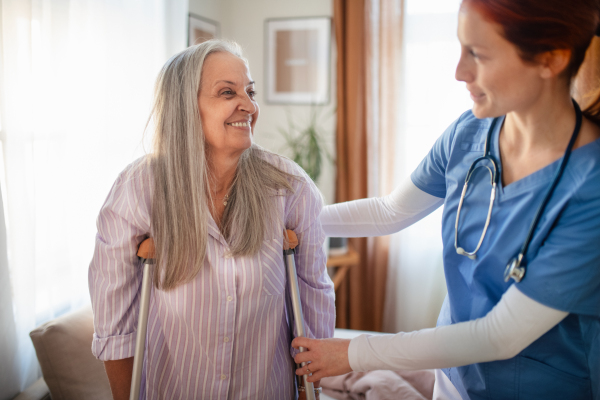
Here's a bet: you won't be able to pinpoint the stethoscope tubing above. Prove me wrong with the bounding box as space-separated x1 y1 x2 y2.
455 99 582 282
516 100 582 260
454 118 500 260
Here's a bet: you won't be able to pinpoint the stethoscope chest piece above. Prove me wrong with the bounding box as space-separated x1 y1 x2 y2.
504 254 525 283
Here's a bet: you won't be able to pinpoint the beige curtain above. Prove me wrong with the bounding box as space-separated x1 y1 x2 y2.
333 0 403 331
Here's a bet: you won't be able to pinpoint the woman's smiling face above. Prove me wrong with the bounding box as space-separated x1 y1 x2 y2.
198 51 259 157
455 2 546 119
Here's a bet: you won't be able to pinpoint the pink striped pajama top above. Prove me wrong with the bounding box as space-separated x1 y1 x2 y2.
88 153 335 400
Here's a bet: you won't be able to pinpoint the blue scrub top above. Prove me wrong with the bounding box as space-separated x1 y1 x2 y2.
411 110 600 400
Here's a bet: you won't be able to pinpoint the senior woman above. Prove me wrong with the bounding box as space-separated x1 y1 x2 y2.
88 40 335 400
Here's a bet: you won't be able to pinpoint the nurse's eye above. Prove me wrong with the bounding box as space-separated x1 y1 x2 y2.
469 49 479 59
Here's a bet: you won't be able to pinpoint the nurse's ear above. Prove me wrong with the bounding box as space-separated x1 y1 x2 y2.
536 49 571 79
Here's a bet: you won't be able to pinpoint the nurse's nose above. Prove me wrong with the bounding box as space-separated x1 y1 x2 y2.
455 50 474 83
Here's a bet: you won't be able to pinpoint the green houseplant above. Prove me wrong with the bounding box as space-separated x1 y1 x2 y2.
279 106 342 258
278 106 333 182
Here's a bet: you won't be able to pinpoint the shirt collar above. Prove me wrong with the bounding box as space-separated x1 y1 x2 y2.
207 213 228 246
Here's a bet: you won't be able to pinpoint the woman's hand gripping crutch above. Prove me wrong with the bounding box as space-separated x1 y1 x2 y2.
130 238 155 400
284 230 318 400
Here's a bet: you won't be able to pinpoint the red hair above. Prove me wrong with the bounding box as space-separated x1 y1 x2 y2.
463 0 600 123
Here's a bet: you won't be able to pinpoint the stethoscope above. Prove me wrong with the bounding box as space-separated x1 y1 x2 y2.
454 99 582 282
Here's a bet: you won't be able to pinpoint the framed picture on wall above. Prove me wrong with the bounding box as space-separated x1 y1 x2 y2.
188 13 220 46
264 17 331 104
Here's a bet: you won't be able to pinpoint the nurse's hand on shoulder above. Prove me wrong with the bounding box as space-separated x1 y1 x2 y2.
292 337 352 382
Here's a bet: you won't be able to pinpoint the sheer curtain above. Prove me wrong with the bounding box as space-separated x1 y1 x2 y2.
0 0 186 393
382 0 472 333
364 0 403 330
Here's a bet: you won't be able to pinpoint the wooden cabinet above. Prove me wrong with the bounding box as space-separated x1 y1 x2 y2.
326 246 360 328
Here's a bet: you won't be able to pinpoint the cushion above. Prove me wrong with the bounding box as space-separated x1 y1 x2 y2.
29 306 112 400
12 378 51 400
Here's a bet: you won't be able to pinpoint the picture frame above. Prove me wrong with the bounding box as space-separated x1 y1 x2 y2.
264 17 331 105
188 13 220 46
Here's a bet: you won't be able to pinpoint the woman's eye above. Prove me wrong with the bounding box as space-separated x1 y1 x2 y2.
248 90 257 98
469 50 479 59
221 90 234 96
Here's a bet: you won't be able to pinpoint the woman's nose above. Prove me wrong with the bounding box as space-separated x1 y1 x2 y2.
455 52 473 83
239 93 257 114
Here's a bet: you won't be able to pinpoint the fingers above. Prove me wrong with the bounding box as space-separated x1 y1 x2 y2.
294 350 312 364
295 362 321 376
309 370 328 382
293 338 353 382
292 336 313 349
295 365 327 383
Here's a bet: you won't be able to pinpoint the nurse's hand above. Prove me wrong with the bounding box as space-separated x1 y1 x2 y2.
292 337 352 382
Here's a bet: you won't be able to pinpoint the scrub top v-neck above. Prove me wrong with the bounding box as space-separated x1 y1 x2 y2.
411 110 600 400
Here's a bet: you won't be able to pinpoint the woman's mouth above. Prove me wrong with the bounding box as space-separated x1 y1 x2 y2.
227 118 252 128
469 92 485 102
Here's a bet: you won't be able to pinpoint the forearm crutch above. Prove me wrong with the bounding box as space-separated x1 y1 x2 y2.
130 238 155 400
284 230 316 400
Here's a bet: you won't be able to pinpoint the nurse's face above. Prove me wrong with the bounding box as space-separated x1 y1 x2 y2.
455 3 546 119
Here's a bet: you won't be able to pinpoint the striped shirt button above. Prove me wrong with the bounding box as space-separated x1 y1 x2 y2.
220 374 227 380
224 337 229 343
227 296 233 301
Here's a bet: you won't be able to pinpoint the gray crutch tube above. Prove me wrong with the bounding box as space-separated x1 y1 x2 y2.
130 238 155 400
284 230 316 400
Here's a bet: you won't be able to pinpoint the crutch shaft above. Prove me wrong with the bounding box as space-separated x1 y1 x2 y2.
286 252 306 337
285 251 316 400
130 258 153 400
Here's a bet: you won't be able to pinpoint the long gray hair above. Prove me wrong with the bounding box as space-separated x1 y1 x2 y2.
150 40 295 290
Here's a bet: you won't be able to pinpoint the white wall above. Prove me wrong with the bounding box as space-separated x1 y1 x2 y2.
188 0 225 29
189 0 337 204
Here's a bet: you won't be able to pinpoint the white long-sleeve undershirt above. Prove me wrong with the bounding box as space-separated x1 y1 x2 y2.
321 178 568 372
349 285 567 371
320 178 443 238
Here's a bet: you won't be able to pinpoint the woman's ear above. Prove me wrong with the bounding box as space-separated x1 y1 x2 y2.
537 49 571 79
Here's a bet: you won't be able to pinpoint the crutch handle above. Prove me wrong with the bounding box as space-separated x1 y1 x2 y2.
137 238 155 259
284 229 299 251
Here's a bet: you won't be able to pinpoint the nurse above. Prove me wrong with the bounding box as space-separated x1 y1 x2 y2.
292 0 600 399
